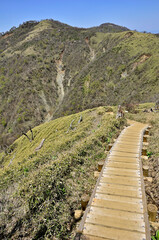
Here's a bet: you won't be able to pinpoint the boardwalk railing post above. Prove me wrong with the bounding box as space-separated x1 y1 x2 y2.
108 144 113 150
81 194 90 210
143 135 149 142
143 165 149 177
142 147 147 156
145 129 149 135
98 161 104 172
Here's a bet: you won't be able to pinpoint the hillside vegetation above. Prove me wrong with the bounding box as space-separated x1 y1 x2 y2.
0 19 159 148
0 106 125 239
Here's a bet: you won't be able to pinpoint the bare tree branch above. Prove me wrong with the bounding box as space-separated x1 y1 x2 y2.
35 139 45 151
78 115 83 124
29 126 34 140
67 119 75 133
22 132 32 142
8 153 16 167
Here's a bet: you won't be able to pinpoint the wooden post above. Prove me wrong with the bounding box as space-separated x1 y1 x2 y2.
108 144 113 150
98 161 104 172
145 129 149 135
148 204 158 222
81 194 90 210
143 165 149 177
142 147 147 156
143 135 149 142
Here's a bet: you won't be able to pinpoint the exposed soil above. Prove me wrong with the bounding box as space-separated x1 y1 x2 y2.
85 38 95 61
55 57 65 104
132 54 151 70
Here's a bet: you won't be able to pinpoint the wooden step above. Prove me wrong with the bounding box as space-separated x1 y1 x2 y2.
85 213 145 233
100 175 141 186
83 223 146 240
89 206 144 220
103 167 140 177
105 161 139 170
81 235 110 240
96 185 142 199
91 198 143 213
94 193 142 204
108 155 139 163
110 151 139 158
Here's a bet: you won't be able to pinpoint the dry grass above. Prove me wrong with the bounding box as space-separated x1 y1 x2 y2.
0 106 125 239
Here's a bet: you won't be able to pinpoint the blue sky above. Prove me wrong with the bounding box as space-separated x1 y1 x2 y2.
0 0 159 33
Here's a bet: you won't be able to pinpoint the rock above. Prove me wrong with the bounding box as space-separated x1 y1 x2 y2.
149 221 159 231
94 171 100 178
144 177 153 183
143 142 149 146
74 210 83 221
148 204 158 222
141 156 148 160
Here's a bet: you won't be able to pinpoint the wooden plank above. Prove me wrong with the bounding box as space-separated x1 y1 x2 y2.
98 182 141 191
118 136 140 141
113 145 139 153
107 159 139 164
83 223 146 240
119 135 141 139
110 151 139 158
121 133 141 137
116 141 140 146
89 206 144 220
103 167 140 178
94 193 142 204
111 146 139 152
117 140 140 145
82 235 110 240
105 162 139 170
91 198 143 213
96 185 142 199
85 214 145 233
108 155 139 163
100 175 141 186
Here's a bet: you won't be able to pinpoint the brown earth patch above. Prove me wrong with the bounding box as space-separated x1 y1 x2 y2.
1 33 13 39
124 32 134 38
132 54 151 71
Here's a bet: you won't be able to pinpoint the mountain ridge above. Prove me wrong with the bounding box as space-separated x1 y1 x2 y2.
0 19 159 149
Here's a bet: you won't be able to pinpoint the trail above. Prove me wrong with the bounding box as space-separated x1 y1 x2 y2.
77 122 151 240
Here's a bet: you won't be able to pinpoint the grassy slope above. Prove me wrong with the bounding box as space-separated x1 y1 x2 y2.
0 106 125 239
56 31 159 117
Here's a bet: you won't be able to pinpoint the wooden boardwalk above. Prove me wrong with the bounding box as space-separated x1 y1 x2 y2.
77 122 151 240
